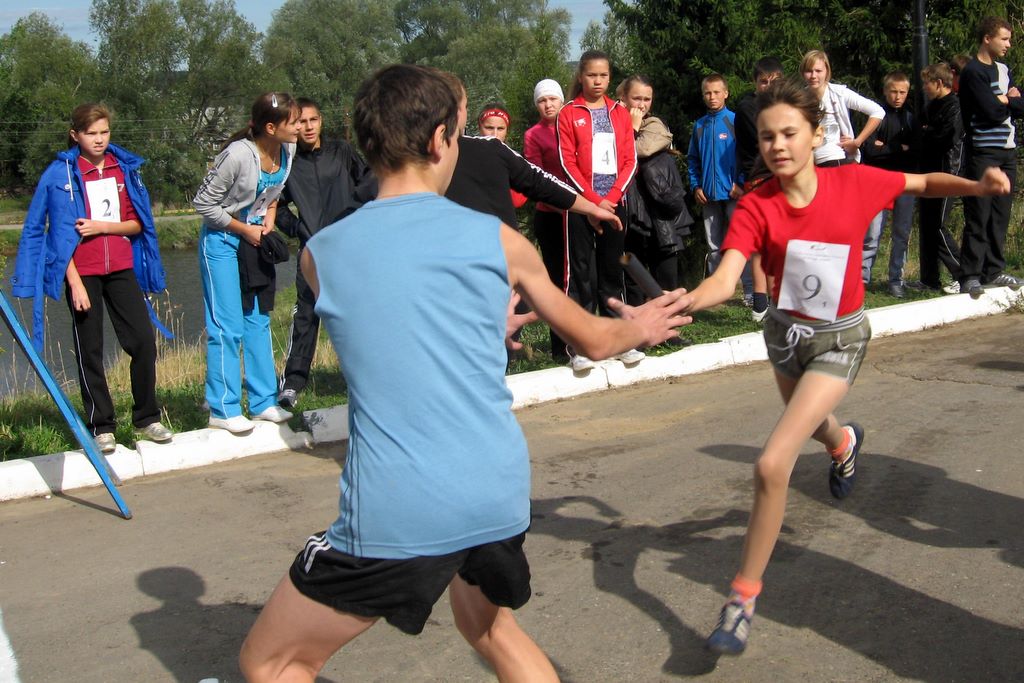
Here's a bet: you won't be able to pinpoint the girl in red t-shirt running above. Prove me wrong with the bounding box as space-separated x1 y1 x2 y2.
660 78 1009 655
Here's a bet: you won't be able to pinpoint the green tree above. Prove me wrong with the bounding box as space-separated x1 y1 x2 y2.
89 0 269 205
0 14 99 186
395 0 572 147
264 0 401 138
499 8 573 143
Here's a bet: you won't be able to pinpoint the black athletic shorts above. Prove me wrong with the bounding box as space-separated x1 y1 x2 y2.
288 530 532 635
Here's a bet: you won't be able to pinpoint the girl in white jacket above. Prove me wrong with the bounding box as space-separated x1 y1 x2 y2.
801 50 885 166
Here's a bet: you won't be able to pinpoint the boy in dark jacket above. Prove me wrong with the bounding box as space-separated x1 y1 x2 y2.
276 98 377 407
734 57 783 320
917 63 965 291
861 72 918 297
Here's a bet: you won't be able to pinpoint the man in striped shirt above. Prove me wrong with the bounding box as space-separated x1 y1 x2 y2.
957 15 1024 298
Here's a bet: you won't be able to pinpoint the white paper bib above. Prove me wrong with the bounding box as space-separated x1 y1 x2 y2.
248 184 285 224
591 132 616 175
86 177 121 223
777 239 849 322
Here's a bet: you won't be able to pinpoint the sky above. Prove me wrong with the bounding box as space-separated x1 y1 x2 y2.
0 0 607 50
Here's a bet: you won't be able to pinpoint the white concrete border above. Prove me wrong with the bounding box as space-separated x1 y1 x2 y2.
1 287 1020 503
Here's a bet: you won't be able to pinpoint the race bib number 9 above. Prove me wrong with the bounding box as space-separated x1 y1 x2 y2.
591 132 616 175
777 239 849 322
86 177 121 223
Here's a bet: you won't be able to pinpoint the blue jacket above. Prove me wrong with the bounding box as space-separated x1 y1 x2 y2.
9 143 168 351
687 108 737 201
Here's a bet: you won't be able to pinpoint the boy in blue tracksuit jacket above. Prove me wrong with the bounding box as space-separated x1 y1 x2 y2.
687 74 750 297
10 143 167 353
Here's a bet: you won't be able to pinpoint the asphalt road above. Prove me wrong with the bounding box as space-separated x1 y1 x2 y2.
1 313 1022 682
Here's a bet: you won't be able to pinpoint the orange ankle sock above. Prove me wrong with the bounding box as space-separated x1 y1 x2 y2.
829 427 852 460
730 575 763 603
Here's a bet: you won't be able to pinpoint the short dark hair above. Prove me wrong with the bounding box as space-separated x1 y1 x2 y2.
976 16 1011 44
753 57 784 82
353 64 460 174
701 73 728 90
296 97 321 113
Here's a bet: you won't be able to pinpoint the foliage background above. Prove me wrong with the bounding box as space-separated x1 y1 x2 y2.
2 0 1021 205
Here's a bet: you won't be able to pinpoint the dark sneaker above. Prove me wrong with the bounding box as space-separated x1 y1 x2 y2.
887 282 905 299
985 273 1023 290
278 388 298 409
706 601 752 655
963 278 983 300
829 422 863 499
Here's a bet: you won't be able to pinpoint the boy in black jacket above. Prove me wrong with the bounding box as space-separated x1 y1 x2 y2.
957 16 1024 297
917 63 966 291
861 72 918 297
276 98 378 408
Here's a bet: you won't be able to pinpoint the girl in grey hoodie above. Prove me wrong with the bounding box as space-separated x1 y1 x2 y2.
193 92 298 433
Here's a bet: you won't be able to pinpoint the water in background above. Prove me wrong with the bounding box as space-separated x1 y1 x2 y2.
0 249 296 397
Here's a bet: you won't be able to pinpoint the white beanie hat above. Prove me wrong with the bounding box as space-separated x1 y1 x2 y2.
533 79 565 103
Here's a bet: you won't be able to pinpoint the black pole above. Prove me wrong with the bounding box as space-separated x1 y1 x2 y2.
912 0 929 115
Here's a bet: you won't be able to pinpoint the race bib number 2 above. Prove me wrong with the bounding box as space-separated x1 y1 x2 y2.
85 177 121 223
776 239 849 322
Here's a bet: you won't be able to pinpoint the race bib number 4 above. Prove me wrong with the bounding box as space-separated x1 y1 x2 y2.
777 239 849 322
591 132 616 175
86 177 121 223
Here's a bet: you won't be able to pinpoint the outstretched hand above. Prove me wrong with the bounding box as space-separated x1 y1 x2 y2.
606 289 694 347
506 291 538 351
979 166 1012 196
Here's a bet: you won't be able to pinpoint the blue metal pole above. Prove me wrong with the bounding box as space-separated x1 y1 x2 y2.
0 289 132 519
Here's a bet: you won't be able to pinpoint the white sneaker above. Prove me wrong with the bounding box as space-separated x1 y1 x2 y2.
95 432 117 454
570 354 595 372
751 307 768 323
252 405 293 423
208 415 255 433
942 281 960 294
614 348 646 364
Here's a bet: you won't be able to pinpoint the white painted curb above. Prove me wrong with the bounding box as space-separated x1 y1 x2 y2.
1 287 1020 503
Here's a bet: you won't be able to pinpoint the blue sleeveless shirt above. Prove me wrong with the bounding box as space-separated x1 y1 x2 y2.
306 192 531 559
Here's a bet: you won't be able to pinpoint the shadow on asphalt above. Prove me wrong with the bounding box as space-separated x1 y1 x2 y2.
676 443 1024 681
533 486 1024 679
700 443 1024 570
130 567 338 683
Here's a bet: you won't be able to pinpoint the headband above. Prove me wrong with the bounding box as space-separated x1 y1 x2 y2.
478 108 510 126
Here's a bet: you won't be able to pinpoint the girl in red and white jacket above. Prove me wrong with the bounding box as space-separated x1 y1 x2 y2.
557 50 640 370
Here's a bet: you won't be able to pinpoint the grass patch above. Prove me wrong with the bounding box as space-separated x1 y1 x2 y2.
3 193 1024 459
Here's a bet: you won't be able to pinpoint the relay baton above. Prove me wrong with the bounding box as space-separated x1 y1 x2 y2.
620 253 663 300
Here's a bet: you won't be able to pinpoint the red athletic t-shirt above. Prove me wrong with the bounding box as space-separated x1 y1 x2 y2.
723 164 906 319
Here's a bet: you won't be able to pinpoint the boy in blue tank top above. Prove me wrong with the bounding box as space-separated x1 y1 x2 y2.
240 64 691 682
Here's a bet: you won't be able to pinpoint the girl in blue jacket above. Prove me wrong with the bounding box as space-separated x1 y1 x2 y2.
10 103 172 453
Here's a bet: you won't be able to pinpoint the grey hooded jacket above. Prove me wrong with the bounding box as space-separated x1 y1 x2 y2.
193 138 296 229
